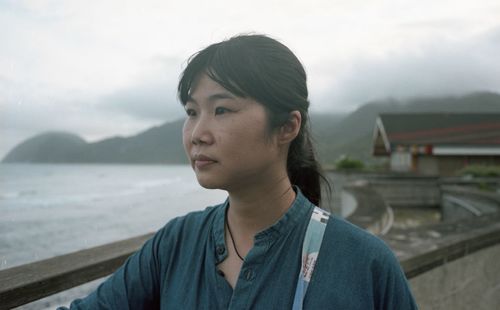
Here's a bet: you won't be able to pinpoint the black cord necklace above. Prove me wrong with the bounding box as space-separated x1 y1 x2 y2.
226 214 245 261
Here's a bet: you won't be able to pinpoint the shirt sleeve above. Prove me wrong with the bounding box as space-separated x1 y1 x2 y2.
57 229 165 310
373 247 418 310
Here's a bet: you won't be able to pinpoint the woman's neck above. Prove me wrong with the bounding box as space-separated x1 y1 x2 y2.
226 174 296 241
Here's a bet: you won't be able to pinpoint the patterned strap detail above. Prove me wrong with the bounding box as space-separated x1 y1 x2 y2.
292 207 330 310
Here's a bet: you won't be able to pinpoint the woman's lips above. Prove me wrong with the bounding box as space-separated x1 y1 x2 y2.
194 159 216 169
192 155 217 169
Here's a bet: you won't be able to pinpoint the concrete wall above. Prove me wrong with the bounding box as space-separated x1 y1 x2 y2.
441 193 478 221
328 172 441 208
369 178 441 208
409 243 500 310
441 186 500 221
417 155 500 176
334 173 500 310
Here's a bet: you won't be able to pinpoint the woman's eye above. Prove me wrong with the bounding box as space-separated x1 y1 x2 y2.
185 109 196 117
215 107 230 115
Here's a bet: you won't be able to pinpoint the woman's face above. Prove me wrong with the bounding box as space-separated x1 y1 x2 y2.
182 74 284 191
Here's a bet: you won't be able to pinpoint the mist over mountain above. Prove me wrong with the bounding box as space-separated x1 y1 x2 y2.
315 91 500 164
3 92 500 165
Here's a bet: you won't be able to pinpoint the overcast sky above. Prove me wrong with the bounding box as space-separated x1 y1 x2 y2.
1 0 500 159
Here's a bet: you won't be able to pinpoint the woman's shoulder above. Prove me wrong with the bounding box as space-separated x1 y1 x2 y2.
310 214 417 308
323 215 400 266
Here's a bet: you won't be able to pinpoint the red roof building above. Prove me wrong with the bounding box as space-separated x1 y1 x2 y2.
372 113 500 175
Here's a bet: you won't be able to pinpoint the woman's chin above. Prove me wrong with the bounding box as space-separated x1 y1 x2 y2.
195 176 223 190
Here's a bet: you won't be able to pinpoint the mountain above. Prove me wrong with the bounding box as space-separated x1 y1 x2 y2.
3 120 187 164
315 91 500 164
3 91 500 165
75 119 186 164
2 132 87 163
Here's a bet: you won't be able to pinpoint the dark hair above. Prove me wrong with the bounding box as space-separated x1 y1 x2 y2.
178 34 330 206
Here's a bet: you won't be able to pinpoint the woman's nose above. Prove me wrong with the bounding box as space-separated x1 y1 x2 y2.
190 115 214 145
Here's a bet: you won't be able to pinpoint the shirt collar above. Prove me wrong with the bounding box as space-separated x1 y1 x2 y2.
212 187 313 263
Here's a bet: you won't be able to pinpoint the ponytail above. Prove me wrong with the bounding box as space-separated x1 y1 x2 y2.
287 116 330 206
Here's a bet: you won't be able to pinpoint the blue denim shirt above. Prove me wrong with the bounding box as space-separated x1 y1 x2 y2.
61 189 417 309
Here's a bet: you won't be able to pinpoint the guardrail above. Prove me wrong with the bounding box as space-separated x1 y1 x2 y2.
0 234 152 309
2 178 500 309
2 213 499 310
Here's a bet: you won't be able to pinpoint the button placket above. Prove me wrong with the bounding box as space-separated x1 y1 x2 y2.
216 245 225 255
244 269 254 281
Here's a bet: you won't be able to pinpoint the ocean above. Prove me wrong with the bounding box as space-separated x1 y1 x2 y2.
0 163 227 309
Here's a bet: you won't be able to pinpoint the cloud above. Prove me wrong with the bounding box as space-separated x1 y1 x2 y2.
311 26 500 112
2 0 500 158
99 56 185 122
0 54 188 158
0 59 185 159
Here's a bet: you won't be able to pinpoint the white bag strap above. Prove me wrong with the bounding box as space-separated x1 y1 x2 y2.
292 207 330 310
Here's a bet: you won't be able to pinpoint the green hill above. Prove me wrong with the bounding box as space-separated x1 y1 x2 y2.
2 132 87 163
3 120 187 164
3 92 500 165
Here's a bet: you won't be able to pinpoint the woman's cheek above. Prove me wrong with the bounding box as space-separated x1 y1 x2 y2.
182 126 192 151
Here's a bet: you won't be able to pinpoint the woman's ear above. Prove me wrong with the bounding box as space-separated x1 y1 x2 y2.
278 111 301 144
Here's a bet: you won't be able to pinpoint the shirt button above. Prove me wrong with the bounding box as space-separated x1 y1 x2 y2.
216 246 225 255
244 269 254 281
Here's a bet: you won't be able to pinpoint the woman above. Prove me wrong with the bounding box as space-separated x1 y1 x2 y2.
62 34 417 309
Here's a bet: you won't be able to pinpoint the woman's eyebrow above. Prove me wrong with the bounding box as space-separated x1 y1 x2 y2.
187 92 237 105
207 92 237 102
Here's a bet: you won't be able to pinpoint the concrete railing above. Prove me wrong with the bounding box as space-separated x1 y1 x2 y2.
2 176 500 309
339 175 500 309
0 234 152 310
3 207 498 310
395 212 500 310
409 243 500 309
